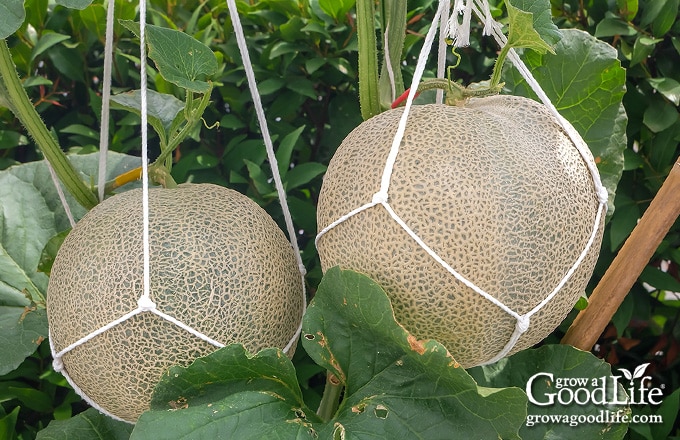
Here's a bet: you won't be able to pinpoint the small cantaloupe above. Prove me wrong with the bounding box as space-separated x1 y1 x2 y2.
47 183 303 422
316 95 604 368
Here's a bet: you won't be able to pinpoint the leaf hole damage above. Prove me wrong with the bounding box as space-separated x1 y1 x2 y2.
332 422 345 440
304 333 315 340
294 408 306 419
168 396 188 410
374 404 388 419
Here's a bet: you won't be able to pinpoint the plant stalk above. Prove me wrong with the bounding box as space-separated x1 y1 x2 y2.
562 155 680 350
356 0 381 120
0 39 98 209
316 371 343 422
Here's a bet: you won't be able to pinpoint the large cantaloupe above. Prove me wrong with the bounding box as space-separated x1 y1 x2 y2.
316 95 604 368
47 183 303 422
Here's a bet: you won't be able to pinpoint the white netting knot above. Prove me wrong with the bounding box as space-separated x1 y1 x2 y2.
372 191 389 204
136 296 156 311
516 315 531 334
596 186 609 205
52 356 64 373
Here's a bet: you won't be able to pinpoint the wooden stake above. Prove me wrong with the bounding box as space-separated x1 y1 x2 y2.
562 156 680 350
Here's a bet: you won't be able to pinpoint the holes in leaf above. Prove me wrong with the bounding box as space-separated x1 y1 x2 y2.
374 404 388 419
332 423 346 440
304 333 315 340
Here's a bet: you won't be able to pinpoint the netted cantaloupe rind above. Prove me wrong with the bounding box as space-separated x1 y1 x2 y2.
47 183 303 423
316 95 605 368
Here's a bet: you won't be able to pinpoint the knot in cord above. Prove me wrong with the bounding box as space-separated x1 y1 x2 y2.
596 186 609 205
52 356 64 373
516 315 531 334
372 191 389 205
137 296 156 311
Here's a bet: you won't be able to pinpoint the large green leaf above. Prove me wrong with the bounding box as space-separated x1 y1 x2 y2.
508 0 562 47
129 268 526 438
469 345 630 440
120 21 218 93
303 267 528 439
503 29 627 215
0 0 25 39
132 346 319 439
0 152 141 375
35 408 133 440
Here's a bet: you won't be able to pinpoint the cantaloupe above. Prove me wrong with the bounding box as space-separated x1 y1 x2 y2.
47 183 303 422
316 95 604 368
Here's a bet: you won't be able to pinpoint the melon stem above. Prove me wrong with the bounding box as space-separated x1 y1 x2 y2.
316 371 343 422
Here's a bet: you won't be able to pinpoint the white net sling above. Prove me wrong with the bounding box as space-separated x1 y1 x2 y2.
48 0 307 422
315 0 607 366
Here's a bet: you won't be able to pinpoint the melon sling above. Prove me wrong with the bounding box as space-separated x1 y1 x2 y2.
47 184 304 422
316 94 605 368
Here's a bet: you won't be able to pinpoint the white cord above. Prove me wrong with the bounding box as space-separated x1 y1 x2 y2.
45 160 76 228
137 0 155 311
378 0 449 199
226 0 307 351
97 0 116 202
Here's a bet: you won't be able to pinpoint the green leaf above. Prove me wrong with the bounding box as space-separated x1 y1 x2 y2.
285 162 326 191
0 307 47 376
303 267 527 439
647 77 680 106
120 21 218 93
244 159 274 195
595 14 637 38
7 385 53 412
0 131 28 150
132 345 319 439
502 29 627 216
37 230 69 276
651 387 680 439
0 0 25 39
0 152 141 375
0 406 19 440
651 0 678 37
639 266 680 292
630 35 663 66
111 89 185 143
507 0 562 47
505 0 556 54
54 0 93 10
35 408 133 440
79 3 106 42
318 0 355 21
468 345 630 440
617 0 639 20
609 195 639 251
275 125 305 179
31 32 71 63
643 98 678 133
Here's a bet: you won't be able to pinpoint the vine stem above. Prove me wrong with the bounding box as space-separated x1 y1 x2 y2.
0 39 98 209
562 155 680 349
356 0 381 120
316 371 343 422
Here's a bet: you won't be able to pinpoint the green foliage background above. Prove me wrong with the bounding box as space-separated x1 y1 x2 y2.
0 0 678 438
